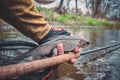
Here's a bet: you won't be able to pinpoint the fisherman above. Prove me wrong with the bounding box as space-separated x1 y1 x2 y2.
0 0 82 80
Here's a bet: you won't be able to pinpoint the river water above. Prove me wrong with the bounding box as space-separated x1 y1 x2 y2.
0 24 120 80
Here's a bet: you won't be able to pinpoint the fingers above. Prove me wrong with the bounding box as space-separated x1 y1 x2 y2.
57 43 80 64
71 47 81 63
57 43 64 55
74 47 80 53
70 59 77 64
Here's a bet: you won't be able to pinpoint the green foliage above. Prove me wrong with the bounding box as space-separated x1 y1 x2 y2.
56 14 114 26
56 13 80 24
79 16 113 26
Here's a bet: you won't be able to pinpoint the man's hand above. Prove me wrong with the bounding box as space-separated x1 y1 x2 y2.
57 43 81 63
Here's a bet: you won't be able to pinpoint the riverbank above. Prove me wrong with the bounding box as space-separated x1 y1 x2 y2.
37 7 120 27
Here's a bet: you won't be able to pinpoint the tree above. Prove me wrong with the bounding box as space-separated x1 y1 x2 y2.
87 0 104 18
55 0 67 14
85 0 120 19
85 0 110 18
75 0 78 12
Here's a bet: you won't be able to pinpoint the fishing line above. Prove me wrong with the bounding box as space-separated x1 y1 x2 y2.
81 43 120 55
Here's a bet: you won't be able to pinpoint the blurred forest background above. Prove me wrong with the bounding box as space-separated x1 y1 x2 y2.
35 0 120 27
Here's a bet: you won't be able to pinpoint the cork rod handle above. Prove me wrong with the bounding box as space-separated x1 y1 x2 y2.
0 52 80 79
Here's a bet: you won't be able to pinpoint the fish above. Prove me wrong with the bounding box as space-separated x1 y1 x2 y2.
24 35 89 61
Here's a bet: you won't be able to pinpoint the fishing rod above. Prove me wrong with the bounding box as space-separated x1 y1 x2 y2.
89 45 120 61
81 42 120 55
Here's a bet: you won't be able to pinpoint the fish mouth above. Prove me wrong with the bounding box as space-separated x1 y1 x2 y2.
79 39 90 48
